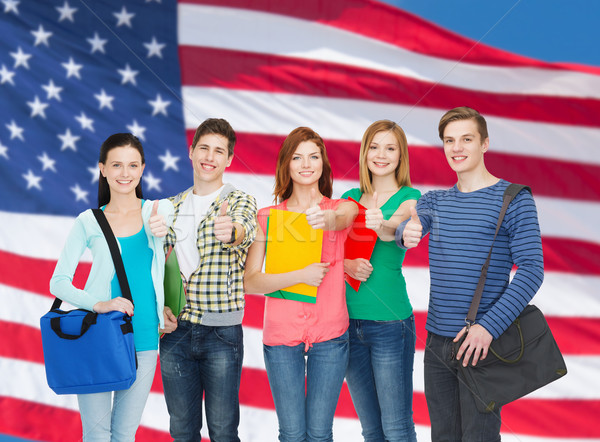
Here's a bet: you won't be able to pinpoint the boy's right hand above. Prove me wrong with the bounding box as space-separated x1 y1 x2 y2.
402 207 422 249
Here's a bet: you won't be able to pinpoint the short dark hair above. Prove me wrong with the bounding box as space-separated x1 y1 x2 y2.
191 118 236 157
438 107 488 141
98 133 144 207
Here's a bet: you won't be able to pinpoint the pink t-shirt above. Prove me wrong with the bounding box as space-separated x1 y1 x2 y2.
257 197 351 349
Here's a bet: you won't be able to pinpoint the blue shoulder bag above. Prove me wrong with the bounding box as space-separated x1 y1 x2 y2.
40 209 137 395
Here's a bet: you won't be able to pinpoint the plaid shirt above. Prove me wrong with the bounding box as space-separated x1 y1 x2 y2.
165 184 257 325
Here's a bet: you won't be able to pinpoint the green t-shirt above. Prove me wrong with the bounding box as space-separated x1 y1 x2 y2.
342 186 421 321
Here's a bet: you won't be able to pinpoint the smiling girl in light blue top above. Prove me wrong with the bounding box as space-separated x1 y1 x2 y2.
50 133 176 441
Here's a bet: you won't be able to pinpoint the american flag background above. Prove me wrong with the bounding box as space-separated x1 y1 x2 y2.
1 0 599 441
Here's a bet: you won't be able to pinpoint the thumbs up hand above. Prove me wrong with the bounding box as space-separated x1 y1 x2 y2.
402 207 422 249
149 200 168 237
214 200 235 243
306 188 326 230
364 191 384 232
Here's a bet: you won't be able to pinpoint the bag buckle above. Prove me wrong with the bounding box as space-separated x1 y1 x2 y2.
464 318 474 332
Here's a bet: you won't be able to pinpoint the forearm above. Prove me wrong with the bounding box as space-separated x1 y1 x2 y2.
244 268 305 295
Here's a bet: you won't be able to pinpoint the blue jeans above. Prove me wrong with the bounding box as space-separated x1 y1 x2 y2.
159 321 243 442
263 330 349 442
424 332 502 442
345 317 417 442
77 350 157 442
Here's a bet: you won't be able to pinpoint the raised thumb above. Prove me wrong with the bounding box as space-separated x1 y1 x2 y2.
219 200 229 216
370 191 378 209
410 206 420 224
151 200 159 217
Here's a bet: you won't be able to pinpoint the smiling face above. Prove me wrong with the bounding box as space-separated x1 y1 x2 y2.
366 130 401 178
289 140 323 186
442 119 489 175
98 145 145 197
189 133 233 194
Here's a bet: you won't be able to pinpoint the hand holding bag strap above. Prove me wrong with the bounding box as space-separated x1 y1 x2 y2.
91 208 134 304
464 183 531 326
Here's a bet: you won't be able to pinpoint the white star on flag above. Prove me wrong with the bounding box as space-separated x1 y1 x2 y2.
0 64 15 85
56 1 77 22
94 89 114 110
62 57 83 79
75 112 94 132
113 6 135 27
22 169 42 190
148 94 170 116
31 25 53 46
57 128 80 151
42 79 63 101
88 166 99 183
144 37 166 58
27 96 49 118
0 141 9 159
158 149 180 171
6 120 24 141
70 183 89 202
2 0 19 14
10 47 31 69
37 152 56 172
143 171 161 191
118 63 138 85
127 120 146 141
87 32 108 54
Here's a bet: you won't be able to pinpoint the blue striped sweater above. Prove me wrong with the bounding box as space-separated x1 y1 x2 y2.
396 179 544 339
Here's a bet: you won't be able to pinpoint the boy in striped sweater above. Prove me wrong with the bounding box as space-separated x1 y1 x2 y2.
396 107 544 441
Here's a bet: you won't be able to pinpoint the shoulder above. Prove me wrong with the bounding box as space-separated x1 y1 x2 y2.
227 189 256 204
341 188 360 200
170 187 193 205
258 202 283 217
402 186 421 199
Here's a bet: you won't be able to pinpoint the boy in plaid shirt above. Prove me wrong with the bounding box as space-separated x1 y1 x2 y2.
160 118 257 442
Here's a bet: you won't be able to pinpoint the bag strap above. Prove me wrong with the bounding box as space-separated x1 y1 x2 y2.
91 208 134 304
464 183 531 327
52 209 135 311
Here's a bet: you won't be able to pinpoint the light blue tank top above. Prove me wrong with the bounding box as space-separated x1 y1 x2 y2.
111 225 159 351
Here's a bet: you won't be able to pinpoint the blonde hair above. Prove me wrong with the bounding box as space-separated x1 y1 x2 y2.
358 120 411 194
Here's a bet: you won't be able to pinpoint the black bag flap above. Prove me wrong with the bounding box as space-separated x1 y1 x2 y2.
477 305 548 366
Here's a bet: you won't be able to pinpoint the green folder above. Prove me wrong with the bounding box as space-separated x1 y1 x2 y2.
164 246 186 316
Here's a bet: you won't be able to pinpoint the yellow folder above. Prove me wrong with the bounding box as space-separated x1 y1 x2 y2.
265 209 323 303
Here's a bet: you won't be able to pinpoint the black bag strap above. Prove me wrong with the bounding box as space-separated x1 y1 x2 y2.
51 209 134 311
464 183 531 326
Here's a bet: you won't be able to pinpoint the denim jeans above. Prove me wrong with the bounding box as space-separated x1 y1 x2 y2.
159 321 243 442
345 317 417 442
263 330 349 442
424 332 502 442
77 350 157 442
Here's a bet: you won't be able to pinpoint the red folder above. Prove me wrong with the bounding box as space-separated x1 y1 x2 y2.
344 197 378 291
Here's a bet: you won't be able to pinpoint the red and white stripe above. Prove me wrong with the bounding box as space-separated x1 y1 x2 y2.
2 0 600 440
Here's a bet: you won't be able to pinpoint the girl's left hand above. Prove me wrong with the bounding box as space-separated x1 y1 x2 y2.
149 200 168 237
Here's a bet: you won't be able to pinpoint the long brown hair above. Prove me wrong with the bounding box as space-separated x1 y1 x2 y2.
273 127 332 203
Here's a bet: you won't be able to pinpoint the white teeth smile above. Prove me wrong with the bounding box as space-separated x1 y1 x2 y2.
299 171 313 176
201 164 216 170
374 162 388 167
117 180 131 184
453 156 467 160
